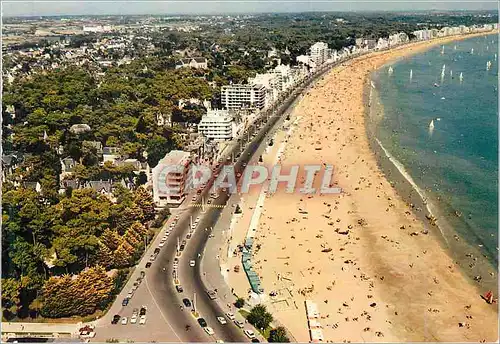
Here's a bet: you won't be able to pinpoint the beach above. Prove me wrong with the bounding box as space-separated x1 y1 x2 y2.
227 34 499 343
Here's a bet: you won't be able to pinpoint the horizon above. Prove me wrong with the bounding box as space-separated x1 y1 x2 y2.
2 1 499 18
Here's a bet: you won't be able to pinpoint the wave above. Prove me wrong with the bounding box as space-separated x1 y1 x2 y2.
374 138 449 244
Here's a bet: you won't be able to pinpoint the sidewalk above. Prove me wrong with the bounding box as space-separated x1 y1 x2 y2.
2 322 81 337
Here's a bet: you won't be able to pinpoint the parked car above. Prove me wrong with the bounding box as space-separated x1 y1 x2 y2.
197 318 208 328
226 312 235 321
139 315 146 325
251 339 260 343
217 316 227 325
154 248 160 254
159 241 166 247
234 320 244 328
204 327 215 336
182 298 192 308
244 329 256 339
140 306 147 316
140 271 145 278
122 298 129 306
121 317 128 325
145 262 152 268
111 314 120 324
176 285 184 293
189 260 196 267
130 314 138 324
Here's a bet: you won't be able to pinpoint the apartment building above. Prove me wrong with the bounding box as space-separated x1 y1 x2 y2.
152 150 192 207
198 109 235 141
221 84 266 111
310 42 329 66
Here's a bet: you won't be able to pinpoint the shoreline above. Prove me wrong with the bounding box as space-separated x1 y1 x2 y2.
226 32 499 343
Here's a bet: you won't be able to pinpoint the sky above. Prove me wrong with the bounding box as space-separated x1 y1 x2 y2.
2 0 498 17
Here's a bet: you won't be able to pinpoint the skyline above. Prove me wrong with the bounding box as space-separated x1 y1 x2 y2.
2 0 499 17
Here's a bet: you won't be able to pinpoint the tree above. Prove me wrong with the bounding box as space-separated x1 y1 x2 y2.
268 326 290 343
247 304 273 330
234 297 245 308
1 278 21 316
134 187 156 222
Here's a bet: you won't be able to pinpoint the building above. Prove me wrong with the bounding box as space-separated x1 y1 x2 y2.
310 42 329 66
198 109 235 141
221 84 266 111
175 57 208 69
152 150 192 207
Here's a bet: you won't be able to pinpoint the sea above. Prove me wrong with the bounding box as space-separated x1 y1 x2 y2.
368 34 498 285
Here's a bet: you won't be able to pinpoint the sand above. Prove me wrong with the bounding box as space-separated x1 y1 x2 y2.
227 34 499 343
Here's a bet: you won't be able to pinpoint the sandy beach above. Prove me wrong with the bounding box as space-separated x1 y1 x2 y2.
227 34 499 343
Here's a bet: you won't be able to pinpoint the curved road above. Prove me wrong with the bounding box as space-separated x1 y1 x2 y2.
147 59 342 342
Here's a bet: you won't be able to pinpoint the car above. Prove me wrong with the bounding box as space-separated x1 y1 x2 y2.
175 215 180 220
127 290 134 298
112 314 120 324
182 298 192 308
140 306 147 316
206 290 217 300
176 285 183 293
217 316 227 325
244 329 256 339
207 199 212 204
139 315 146 325
132 308 139 316
159 241 165 247
192 195 197 201
226 312 235 321
204 327 215 336
145 262 152 268
154 248 160 254
179 244 185 251
189 260 196 267
186 233 192 239
197 318 208 327
234 320 244 328
122 298 129 306
251 339 260 343
121 317 128 325
140 271 145 278
130 314 138 324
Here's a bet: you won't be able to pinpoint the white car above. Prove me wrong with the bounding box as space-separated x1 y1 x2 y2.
191 224 196 230
244 329 256 339
130 314 137 324
234 320 244 328
189 260 196 267
121 317 128 325
217 316 227 325
226 312 235 321
159 241 166 247
139 315 146 325
204 327 215 336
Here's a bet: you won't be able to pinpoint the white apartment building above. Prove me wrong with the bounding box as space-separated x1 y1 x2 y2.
221 84 266 111
310 42 329 66
152 150 192 207
198 109 236 141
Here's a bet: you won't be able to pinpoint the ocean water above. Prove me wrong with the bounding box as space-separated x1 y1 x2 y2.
371 34 498 270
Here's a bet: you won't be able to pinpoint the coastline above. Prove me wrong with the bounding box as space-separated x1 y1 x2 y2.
226 32 499 343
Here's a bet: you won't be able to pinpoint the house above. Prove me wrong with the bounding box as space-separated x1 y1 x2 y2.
175 57 208 69
2 152 22 181
102 147 120 164
61 157 76 174
22 181 42 193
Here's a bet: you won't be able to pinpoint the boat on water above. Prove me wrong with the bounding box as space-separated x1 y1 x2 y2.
441 46 445 55
459 72 463 83
388 66 394 75
429 119 435 133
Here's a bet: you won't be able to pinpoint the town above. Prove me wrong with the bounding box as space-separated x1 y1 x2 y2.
1 10 498 343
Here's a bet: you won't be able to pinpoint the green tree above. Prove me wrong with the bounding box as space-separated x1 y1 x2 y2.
268 326 290 343
234 297 245 308
134 187 156 222
247 304 273 331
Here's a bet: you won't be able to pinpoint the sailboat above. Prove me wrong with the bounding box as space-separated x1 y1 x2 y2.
471 48 474 54
454 45 457 50
495 54 497 62
441 46 445 55
450 70 453 79
429 119 435 134
459 72 463 83
409 69 413 81
388 66 394 75
440 64 446 82
487 61 492 70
